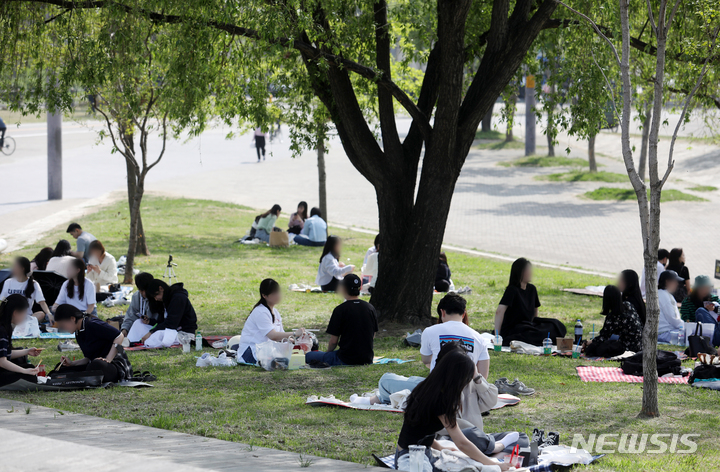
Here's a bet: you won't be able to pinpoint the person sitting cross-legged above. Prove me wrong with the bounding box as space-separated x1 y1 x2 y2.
681 275 720 346
294 207 328 247
305 274 378 366
121 273 160 341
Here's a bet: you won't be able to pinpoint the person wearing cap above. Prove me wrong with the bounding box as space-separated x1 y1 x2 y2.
305 274 378 366
657 270 685 343
681 275 720 346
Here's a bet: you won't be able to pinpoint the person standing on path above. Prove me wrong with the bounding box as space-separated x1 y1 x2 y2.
253 127 266 162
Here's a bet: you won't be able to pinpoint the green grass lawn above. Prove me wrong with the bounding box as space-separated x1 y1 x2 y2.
584 187 709 202
1 197 716 470
476 139 526 150
687 185 718 192
474 129 505 140
499 155 589 168
538 171 628 183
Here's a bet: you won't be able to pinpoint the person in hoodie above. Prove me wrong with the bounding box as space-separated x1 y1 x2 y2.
137 280 198 348
121 273 160 341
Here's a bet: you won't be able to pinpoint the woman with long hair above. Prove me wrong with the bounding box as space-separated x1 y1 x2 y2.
657 271 685 343
30 247 53 271
86 240 118 290
618 269 646 325
46 239 76 278
52 258 96 316
316 236 354 292
584 286 643 357
665 248 691 302
494 258 566 346
140 279 198 348
395 346 511 471
237 279 303 364
0 257 52 324
0 295 42 387
435 252 452 292
253 204 282 243
288 201 308 235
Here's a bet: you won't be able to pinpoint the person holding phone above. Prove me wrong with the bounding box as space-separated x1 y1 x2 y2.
86 240 118 291
0 295 42 387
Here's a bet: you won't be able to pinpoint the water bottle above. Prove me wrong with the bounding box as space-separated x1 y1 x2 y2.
543 335 552 356
195 330 202 351
677 330 685 347
574 319 583 344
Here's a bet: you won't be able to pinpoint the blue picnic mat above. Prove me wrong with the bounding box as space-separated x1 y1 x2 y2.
13 332 75 340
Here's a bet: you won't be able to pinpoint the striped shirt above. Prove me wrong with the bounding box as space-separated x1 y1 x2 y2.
680 294 720 322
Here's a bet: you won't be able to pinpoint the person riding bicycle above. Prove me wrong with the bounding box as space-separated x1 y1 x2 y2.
0 116 6 148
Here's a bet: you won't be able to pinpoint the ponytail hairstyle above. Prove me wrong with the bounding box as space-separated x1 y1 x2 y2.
14 257 36 299
67 258 87 300
320 235 341 263
32 247 53 271
251 278 280 323
258 204 282 220
0 294 30 347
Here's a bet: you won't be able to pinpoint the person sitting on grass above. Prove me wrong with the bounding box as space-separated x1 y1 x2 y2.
54 304 128 383
86 240 118 291
30 246 53 272
294 207 328 247
583 285 643 357
618 269 646 325
363 234 380 266
121 273 160 341
0 257 53 324
0 295 41 388
435 252 452 292
305 274 378 366
140 280 198 348
681 275 720 346
394 346 513 471
640 248 669 298
237 278 304 364
288 201 308 235
315 236 354 292
362 243 379 293
494 258 566 346
66 222 96 263
46 239 76 278
243 204 282 243
666 248 691 303
52 258 96 316
657 270 685 344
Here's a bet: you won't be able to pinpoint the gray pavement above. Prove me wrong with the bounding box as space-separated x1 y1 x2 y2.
0 109 718 278
0 397 373 471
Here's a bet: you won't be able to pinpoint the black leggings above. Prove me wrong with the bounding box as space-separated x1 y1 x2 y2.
255 136 266 160
321 278 340 293
0 362 37 387
57 359 120 383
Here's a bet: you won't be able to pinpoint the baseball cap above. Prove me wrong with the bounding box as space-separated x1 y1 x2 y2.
660 270 684 284
342 274 362 296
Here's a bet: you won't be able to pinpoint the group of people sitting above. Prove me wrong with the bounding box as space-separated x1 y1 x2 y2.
242 201 329 247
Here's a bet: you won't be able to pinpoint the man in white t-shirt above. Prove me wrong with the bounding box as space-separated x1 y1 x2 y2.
641 248 669 298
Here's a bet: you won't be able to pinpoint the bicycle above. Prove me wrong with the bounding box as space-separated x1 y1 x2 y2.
0 136 16 155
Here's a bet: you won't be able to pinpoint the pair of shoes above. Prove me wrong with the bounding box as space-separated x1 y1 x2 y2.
57 341 80 352
457 286 472 295
495 377 536 396
531 428 560 448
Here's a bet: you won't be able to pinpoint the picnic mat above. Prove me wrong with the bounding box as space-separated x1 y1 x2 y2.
13 332 75 340
373 357 413 365
125 335 231 351
306 393 520 413
576 366 689 384
372 452 604 471
563 287 604 297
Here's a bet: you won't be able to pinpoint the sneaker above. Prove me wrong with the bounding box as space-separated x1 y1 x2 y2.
532 428 545 444
457 286 473 295
57 341 80 352
495 377 536 396
543 431 560 447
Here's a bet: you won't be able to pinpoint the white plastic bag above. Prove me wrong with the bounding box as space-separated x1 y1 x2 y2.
255 340 293 371
13 315 41 338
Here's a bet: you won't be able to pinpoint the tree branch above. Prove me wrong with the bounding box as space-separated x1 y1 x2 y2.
374 0 404 156
556 0 621 66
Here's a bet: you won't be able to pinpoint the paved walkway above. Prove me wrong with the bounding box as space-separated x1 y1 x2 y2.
0 397 372 471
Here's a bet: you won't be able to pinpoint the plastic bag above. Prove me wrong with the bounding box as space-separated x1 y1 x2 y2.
13 315 41 338
255 340 293 371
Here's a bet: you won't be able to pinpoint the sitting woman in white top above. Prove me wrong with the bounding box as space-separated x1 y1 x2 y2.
252 204 282 243
86 240 118 290
294 207 328 247
316 236 354 292
657 270 685 344
52 258 97 317
0 257 53 324
236 279 304 364
361 234 380 287
46 239 76 278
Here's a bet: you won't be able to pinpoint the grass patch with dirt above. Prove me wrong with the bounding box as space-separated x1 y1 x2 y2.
688 185 718 192
474 129 505 140
499 155 589 168
538 170 628 183
584 187 709 202
1 196 716 470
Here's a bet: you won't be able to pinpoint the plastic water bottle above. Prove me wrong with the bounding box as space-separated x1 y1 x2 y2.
195 330 202 351
677 330 686 347
543 334 552 356
574 319 583 344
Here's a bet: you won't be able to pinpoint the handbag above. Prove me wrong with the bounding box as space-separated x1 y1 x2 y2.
686 322 717 358
269 229 289 247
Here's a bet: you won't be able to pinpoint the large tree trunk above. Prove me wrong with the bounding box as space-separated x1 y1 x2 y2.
123 130 149 256
124 175 145 284
638 98 652 180
481 105 493 133
317 133 328 223
588 133 598 172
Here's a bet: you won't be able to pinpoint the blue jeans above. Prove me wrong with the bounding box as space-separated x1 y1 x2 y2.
294 235 325 247
377 373 425 404
305 350 345 366
694 308 720 347
255 229 270 242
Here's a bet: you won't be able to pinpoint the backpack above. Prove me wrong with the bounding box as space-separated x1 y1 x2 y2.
621 350 682 377
689 364 720 384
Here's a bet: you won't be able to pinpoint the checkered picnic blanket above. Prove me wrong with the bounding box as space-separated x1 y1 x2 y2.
576 366 689 384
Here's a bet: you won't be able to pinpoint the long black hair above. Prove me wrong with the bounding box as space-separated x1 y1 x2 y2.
602 285 625 318
52 239 73 258
0 294 29 346
296 201 308 221
508 257 531 288
666 248 684 273
320 235 341 263
146 279 172 306
14 257 36 299
32 247 53 271
67 258 87 300
251 278 280 323
620 269 646 324
404 345 475 429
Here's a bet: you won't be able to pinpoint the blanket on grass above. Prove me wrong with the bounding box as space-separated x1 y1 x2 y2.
576 366 689 384
563 287 605 297
0 379 153 392
125 335 231 351
12 332 76 340
306 393 520 413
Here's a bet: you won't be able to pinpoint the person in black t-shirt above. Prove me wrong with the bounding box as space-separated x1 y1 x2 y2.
305 274 378 366
494 258 566 346
54 304 127 383
0 295 42 387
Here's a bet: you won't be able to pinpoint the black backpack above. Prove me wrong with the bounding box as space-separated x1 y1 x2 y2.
621 350 682 377
689 364 720 384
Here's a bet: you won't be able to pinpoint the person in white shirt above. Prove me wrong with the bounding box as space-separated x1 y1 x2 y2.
315 236 354 292
237 279 304 364
363 234 380 266
640 248 669 298
0 257 52 324
657 270 685 343
86 240 118 290
361 234 380 288
46 240 77 278
52 258 97 316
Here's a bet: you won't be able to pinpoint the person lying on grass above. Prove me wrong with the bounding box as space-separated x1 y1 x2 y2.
395 344 515 471
237 278 305 364
0 295 41 388
305 274 378 367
